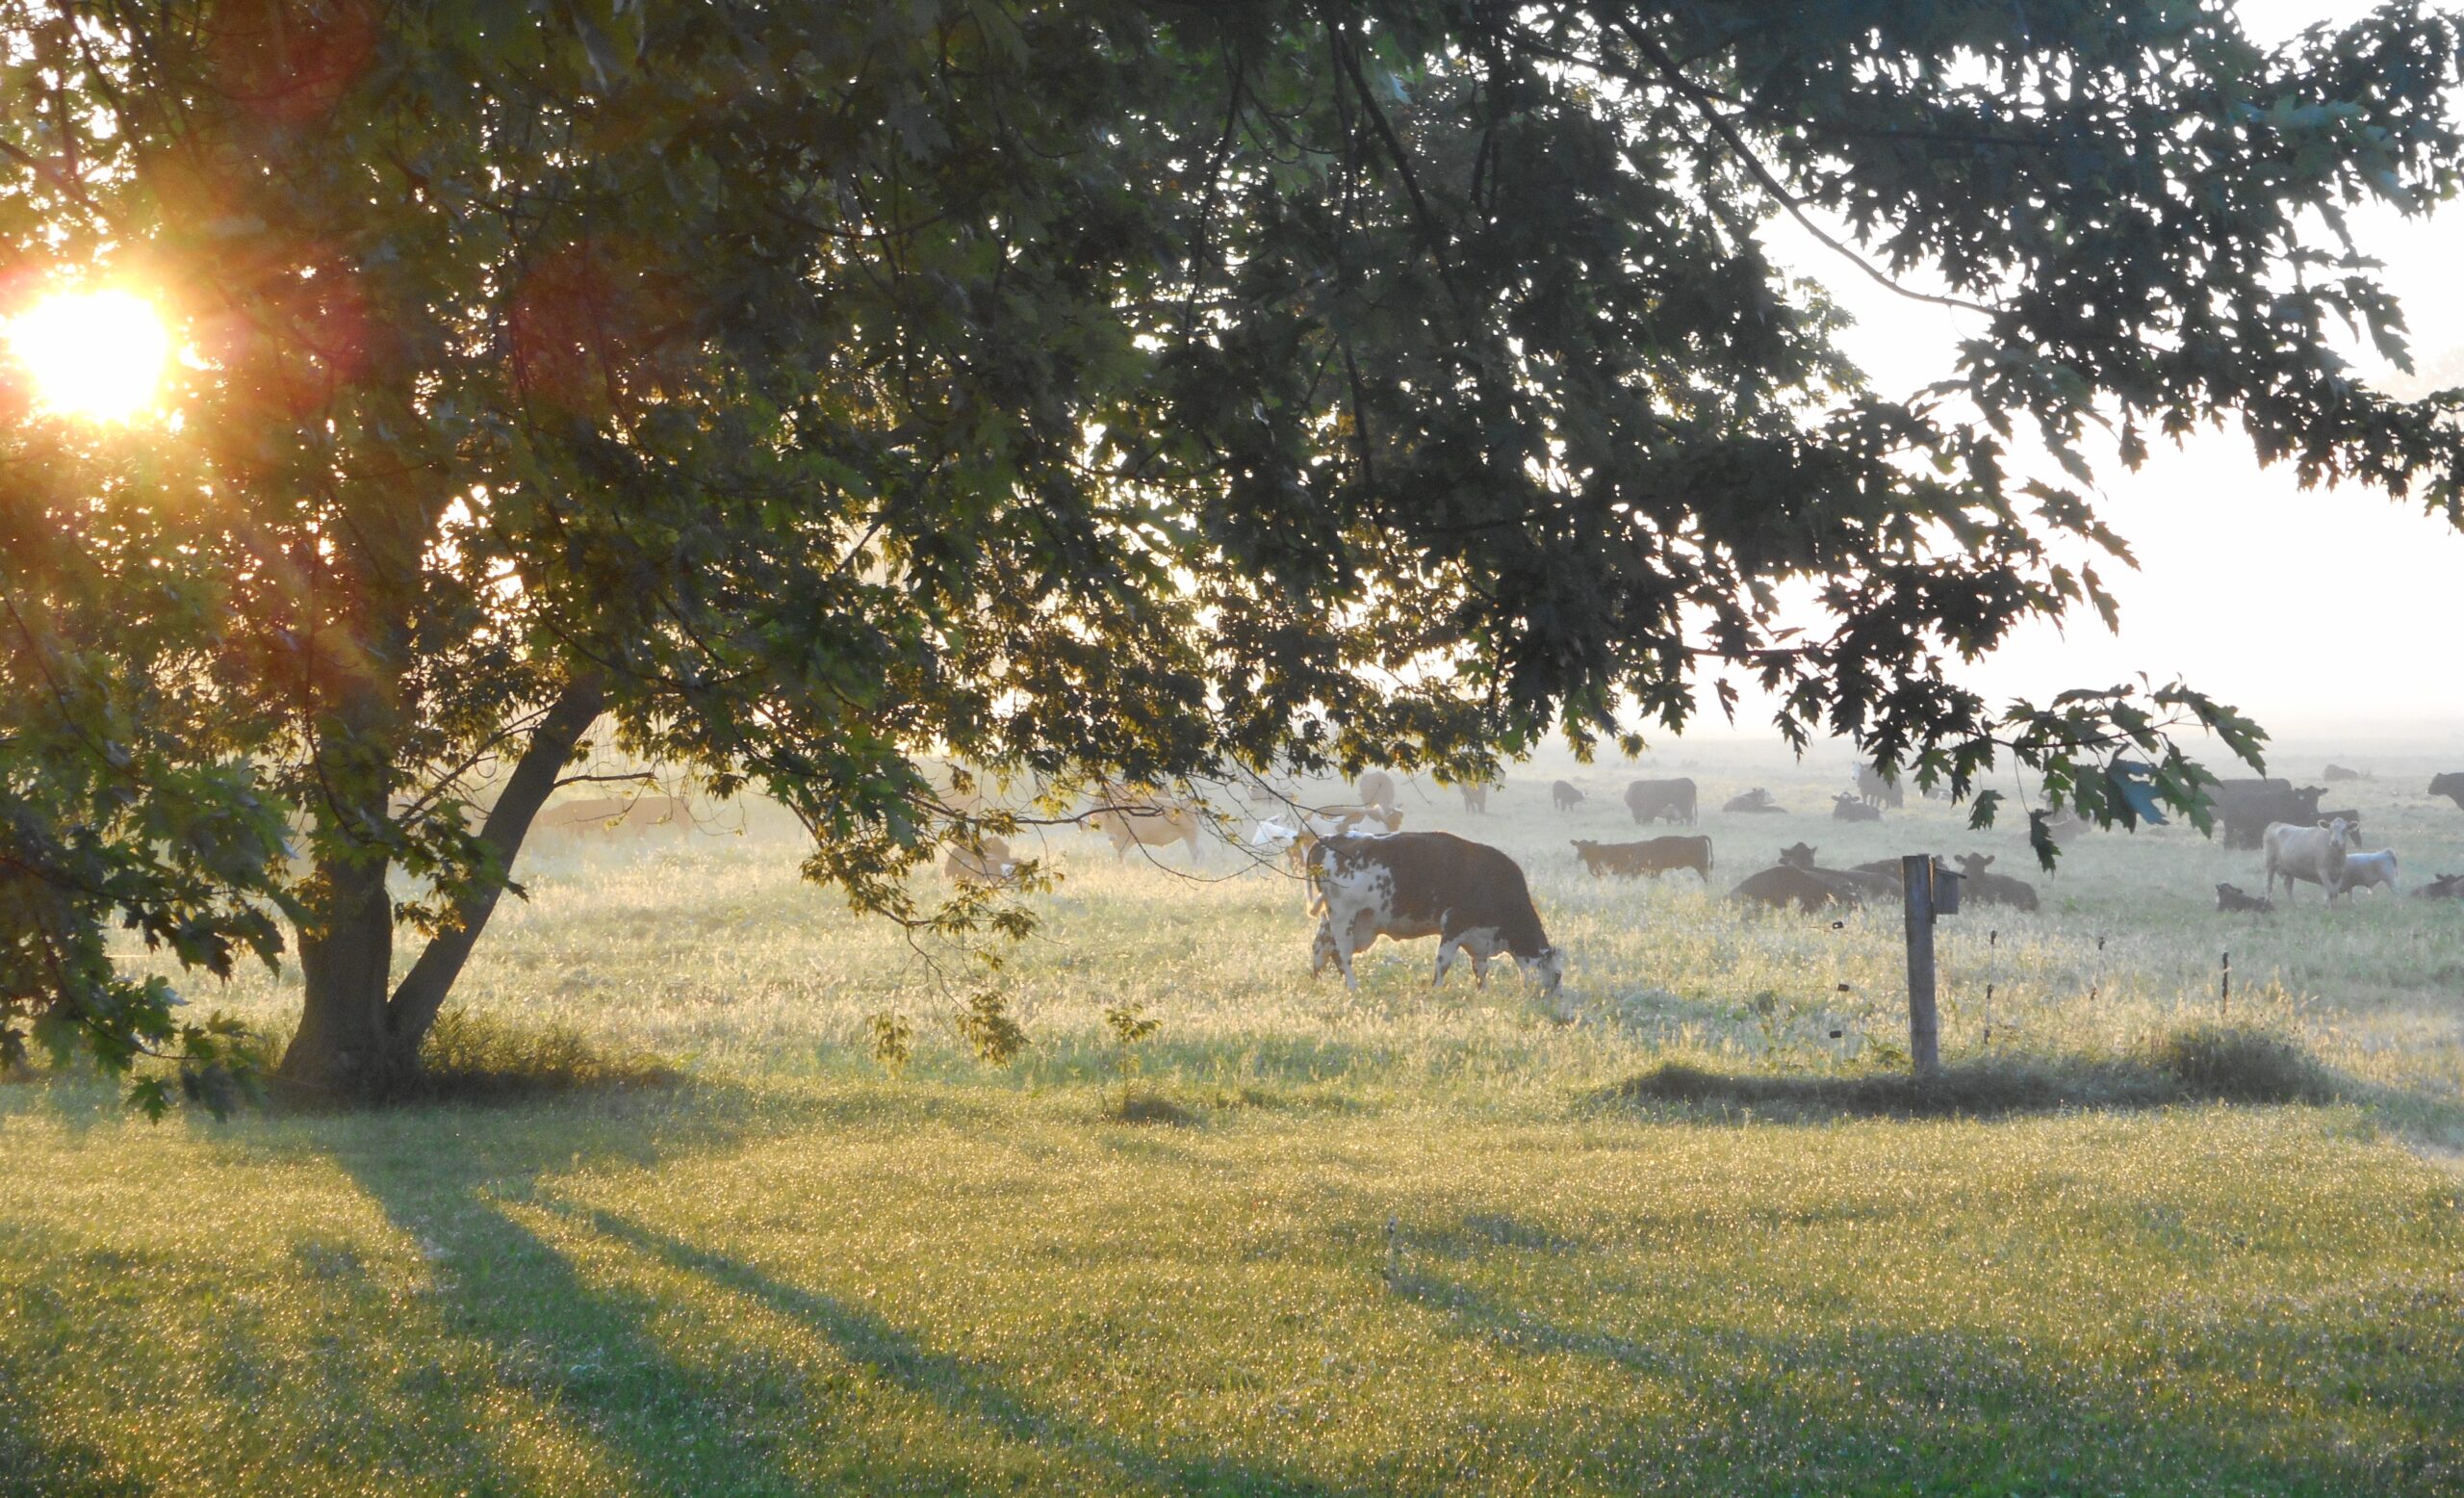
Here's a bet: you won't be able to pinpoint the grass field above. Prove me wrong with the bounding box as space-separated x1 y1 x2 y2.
5 742 2463 1494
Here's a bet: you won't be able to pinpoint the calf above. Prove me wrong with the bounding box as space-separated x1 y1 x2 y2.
2215 883 2275 914
1831 793 1881 823
1779 843 1899 900
2338 849 2399 897
1308 832 1563 994
2414 872 2464 901
1624 777 1699 826
2262 817 2354 903
1572 836 1713 883
1551 780 1586 812
1951 854 2040 912
1723 788 1785 814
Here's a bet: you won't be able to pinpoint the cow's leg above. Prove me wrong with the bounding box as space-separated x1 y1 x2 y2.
1333 909 1364 990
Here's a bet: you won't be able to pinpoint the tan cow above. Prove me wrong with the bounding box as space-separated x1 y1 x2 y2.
535 793 691 837
2263 817 2354 903
942 835 1019 886
1088 788 1205 863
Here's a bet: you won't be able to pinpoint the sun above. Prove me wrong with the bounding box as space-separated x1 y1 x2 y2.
5 289 172 423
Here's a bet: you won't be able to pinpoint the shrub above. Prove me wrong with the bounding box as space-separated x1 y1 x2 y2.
411 1010 678 1101
2152 1021 2335 1105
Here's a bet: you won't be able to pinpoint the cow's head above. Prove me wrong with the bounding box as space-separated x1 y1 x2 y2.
1780 842 1818 869
1570 839 1597 864
1957 853 1994 878
2325 816 2353 851
1519 945 1565 996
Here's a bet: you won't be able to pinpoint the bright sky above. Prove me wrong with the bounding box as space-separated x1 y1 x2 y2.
1747 0 2463 743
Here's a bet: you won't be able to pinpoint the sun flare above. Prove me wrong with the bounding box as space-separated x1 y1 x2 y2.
5 289 172 423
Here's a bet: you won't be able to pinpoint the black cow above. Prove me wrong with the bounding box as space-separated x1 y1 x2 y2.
2210 781 2324 850
2430 773 2464 812
2414 872 2464 901
1572 836 1713 883
1832 793 1881 823
1551 779 1586 812
1624 777 1698 826
1853 762 1906 810
1951 854 2039 912
1724 788 1785 814
2216 883 2275 913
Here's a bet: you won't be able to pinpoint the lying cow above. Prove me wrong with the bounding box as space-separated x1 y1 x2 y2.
1308 832 1563 995
1572 836 1713 883
2262 817 2354 904
1731 864 1860 913
1551 780 1586 811
2415 872 2464 901
2215 883 2274 914
1624 777 1698 826
2323 762 2368 783
1951 854 2040 912
1723 788 1785 814
2338 849 2399 897
1831 793 1881 823
942 835 1019 887
1782 843 1900 900
535 793 691 837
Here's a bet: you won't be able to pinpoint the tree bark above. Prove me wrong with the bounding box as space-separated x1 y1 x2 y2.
380 672 605 1072
279 841 397 1095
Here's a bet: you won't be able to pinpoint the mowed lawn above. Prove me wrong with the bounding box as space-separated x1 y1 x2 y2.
5 748 2464 1495
4 1087 2461 1496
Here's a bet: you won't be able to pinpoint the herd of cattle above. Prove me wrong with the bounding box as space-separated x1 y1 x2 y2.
529 762 2464 1000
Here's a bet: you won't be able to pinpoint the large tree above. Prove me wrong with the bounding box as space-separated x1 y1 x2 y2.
3 0 2458 1100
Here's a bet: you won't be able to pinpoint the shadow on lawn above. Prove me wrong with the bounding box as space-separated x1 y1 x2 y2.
321 1090 1359 1496
1387 1258 2461 1493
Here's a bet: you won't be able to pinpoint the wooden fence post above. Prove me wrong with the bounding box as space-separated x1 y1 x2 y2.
1902 854 1941 1076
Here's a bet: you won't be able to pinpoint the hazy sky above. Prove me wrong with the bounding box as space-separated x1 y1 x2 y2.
1744 0 2462 743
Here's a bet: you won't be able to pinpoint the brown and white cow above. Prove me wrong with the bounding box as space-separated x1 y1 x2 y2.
1572 836 1712 883
942 835 1019 886
1307 832 1563 995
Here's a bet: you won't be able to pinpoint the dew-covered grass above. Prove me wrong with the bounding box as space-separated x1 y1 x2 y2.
6 743 2463 1493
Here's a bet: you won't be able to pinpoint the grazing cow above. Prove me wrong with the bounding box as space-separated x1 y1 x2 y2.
2263 817 2354 903
1731 864 1861 913
2431 772 2464 812
942 836 1019 887
2323 762 2368 783
536 794 691 837
1723 788 1785 814
1551 780 1586 812
1951 854 2040 912
1852 762 1906 810
1355 771 1399 813
1262 806 1401 876
1624 778 1698 826
1831 793 1881 823
2215 883 2275 914
1459 781 1496 814
1308 832 1563 994
1089 790 1205 863
1571 836 1713 883
2212 781 2324 850
2414 872 2464 901
2338 849 2399 897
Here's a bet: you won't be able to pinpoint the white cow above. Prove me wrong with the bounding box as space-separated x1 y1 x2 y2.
2263 817 2354 903
2338 848 2399 897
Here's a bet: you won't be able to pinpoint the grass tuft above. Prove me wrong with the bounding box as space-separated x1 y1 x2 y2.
1605 1023 2337 1121
406 1008 680 1102
2151 1020 2335 1103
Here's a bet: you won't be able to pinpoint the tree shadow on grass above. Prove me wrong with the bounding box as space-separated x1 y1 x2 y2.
1386 1259 2463 1494
321 1089 1361 1496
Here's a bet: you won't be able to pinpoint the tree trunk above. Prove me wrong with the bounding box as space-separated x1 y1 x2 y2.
278 841 398 1095
273 673 607 1098
379 673 605 1073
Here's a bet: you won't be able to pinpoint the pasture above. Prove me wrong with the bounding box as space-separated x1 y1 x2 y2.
6 743 2464 1494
